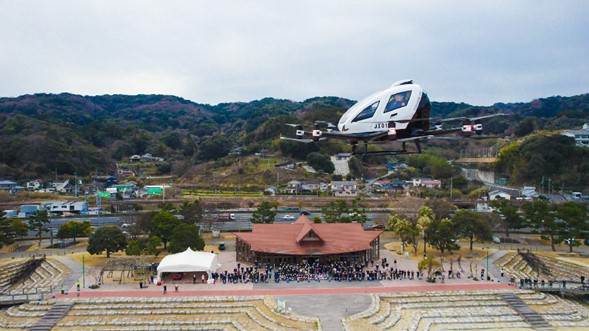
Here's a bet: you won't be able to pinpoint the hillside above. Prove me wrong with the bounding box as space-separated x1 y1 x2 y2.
1 91 589 188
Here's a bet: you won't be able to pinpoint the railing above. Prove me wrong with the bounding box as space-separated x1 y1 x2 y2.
0 287 52 306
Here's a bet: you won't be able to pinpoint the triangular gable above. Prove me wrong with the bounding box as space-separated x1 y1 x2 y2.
295 218 324 243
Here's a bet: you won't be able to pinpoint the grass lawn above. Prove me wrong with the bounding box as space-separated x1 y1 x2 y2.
384 240 493 262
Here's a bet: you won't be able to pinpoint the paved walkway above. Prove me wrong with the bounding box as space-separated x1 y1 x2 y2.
52 282 511 299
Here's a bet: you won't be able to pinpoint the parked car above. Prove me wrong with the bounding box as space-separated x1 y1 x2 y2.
584 239 589 246
173 273 184 280
300 210 311 216
283 215 294 220
218 242 226 251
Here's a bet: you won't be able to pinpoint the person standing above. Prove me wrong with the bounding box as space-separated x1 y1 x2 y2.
163 285 167 294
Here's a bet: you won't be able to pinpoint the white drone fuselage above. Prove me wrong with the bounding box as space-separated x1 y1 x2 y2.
337 80 430 139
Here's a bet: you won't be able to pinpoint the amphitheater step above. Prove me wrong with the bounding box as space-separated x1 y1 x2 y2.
29 302 74 331
500 293 555 331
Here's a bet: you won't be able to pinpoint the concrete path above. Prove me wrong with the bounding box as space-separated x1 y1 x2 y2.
53 256 83 292
285 294 371 331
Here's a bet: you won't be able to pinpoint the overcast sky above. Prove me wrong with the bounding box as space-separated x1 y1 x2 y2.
1 1 588 106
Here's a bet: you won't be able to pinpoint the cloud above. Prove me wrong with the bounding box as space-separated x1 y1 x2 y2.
0 0 588 106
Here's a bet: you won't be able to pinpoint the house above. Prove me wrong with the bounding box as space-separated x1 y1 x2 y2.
383 180 407 192
371 180 389 191
117 169 136 178
50 180 70 193
0 180 17 192
140 153 164 162
286 180 303 195
521 186 538 198
561 124 589 147
330 181 358 197
104 176 117 188
112 183 138 198
412 178 442 189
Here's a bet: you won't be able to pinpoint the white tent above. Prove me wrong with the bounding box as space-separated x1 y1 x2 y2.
156 248 220 282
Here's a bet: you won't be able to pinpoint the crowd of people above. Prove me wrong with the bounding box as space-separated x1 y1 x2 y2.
204 257 430 284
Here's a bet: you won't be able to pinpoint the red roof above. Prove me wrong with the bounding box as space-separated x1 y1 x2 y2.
233 216 382 256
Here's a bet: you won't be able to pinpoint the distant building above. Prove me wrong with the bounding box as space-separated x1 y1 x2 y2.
117 169 136 178
286 180 303 195
144 185 170 196
26 179 43 191
562 124 589 147
412 178 442 189
50 180 70 193
43 201 88 215
488 190 512 200
140 153 164 162
521 186 538 198
0 180 17 192
18 205 40 218
335 153 352 161
330 181 358 197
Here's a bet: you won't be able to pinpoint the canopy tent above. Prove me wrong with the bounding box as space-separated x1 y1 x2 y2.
156 248 220 282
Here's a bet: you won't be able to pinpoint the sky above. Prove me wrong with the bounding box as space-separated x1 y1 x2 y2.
1 1 588 106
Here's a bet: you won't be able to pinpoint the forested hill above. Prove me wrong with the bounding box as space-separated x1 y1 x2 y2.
0 91 588 179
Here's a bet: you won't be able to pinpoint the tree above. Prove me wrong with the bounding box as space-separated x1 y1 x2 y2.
424 199 456 221
427 217 460 259
151 211 181 250
180 199 205 225
307 152 335 174
418 255 441 280
27 210 50 247
556 202 589 253
348 156 363 179
321 199 349 223
251 201 278 224
454 209 492 252
416 206 435 254
87 225 127 258
394 217 420 254
348 198 369 223
523 200 559 251
168 224 205 253
125 236 161 256
197 135 232 161
0 215 28 248
56 220 92 240
491 199 523 238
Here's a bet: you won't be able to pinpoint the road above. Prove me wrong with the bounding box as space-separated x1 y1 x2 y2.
41 212 391 232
